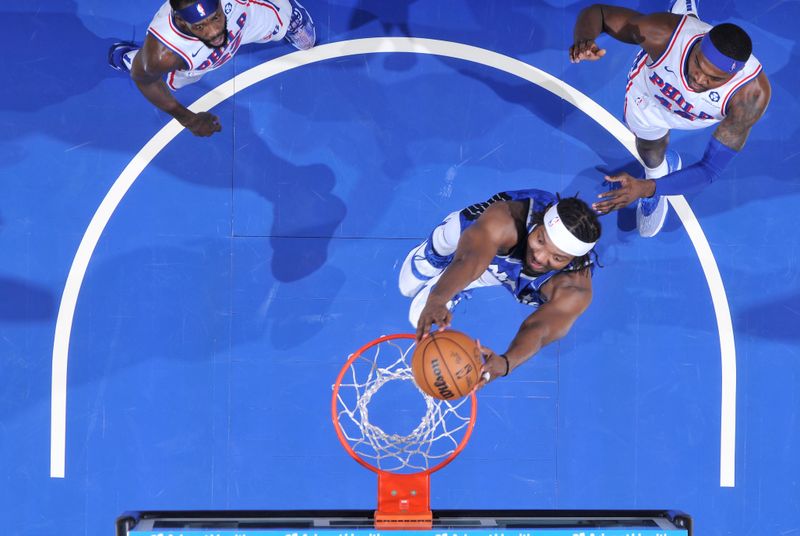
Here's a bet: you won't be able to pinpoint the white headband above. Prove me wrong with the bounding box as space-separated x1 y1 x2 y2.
543 203 596 257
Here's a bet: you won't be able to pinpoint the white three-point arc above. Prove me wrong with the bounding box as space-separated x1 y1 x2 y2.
50 37 737 487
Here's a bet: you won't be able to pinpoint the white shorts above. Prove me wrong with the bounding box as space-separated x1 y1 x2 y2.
623 91 671 141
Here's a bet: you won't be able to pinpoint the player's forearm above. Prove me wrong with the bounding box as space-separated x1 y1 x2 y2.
574 4 606 42
575 5 648 46
134 77 195 124
653 137 738 196
428 255 487 305
504 307 580 373
502 320 555 373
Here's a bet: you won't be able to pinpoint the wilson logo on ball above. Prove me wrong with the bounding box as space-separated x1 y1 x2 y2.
430 358 455 399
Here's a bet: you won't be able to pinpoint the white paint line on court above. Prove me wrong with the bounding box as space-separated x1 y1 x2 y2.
51 37 736 487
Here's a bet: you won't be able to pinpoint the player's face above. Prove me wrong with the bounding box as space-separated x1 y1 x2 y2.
187 6 228 48
687 46 734 92
524 226 573 275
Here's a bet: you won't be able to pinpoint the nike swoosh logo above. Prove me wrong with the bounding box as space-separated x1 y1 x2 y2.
191 48 204 57
664 65 675 74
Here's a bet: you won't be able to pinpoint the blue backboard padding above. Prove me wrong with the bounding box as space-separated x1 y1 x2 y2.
127 531 688 536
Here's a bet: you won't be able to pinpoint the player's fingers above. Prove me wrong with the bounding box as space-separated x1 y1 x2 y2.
596 47 607 58
569 44 584 63
579 41 599 58
415 317 429 341
597 189 619 200
473 375 487 392
592 200 615 213
479 369 491 386
440 310 452 330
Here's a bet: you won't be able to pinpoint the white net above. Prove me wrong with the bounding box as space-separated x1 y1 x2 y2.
333 336 475 474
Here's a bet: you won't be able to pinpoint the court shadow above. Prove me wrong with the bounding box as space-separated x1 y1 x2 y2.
454 67 624 162
736 295 800 341
153 103 347 283
0 277 56 321
2 2 123 113
230 106 347 283
0 237 346 420
346 0 418 37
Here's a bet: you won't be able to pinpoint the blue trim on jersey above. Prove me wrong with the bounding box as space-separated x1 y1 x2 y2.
722 65 763 116
147 28 192 70
681 34 703 86
648 15 687 67
627 49 649 84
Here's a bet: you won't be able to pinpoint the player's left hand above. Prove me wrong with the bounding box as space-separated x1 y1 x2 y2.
569 39 607 63
592 172 657 214
474 343 509 389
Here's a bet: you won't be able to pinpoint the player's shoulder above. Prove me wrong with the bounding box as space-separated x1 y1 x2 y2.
470 200 527 247
540 268 593 311
478 199 525 228
553 266 593 287
137 33 187 76
726 69 771 121
635 12 685 41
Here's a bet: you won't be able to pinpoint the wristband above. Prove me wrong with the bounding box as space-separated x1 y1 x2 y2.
499 354 510 377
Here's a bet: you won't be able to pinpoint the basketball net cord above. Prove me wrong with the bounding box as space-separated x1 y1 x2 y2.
334 338 472 473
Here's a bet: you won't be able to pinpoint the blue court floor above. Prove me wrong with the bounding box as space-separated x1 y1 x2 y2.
1 1 799 534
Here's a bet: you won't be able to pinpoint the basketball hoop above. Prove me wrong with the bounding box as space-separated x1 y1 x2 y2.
331 334 478 529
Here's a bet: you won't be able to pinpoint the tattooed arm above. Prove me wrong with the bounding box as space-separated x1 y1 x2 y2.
712 71 772 150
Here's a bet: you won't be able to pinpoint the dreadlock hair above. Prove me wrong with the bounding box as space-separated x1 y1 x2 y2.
531 194 602 270
709 23 752 63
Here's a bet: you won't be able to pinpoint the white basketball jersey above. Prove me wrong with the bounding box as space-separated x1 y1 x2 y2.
147 0 288 89
625 15 762 132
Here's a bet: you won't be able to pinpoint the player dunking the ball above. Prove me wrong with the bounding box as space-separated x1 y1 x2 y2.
399 189 602 385
108 0 315 137
571 1 770 237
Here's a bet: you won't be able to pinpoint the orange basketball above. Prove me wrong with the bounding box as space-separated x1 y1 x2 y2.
411 329 482 400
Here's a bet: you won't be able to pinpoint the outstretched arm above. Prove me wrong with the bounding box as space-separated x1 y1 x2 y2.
480 269 593 382
415 203 518 340
571 4 679 63
592 72 772 211
650 73 771 196
130 34 222 137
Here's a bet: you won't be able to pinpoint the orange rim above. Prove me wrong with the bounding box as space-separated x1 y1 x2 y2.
331 333 478 475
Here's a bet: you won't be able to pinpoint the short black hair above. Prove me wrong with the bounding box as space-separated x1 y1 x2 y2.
170 0 198 11
709 23 752 62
